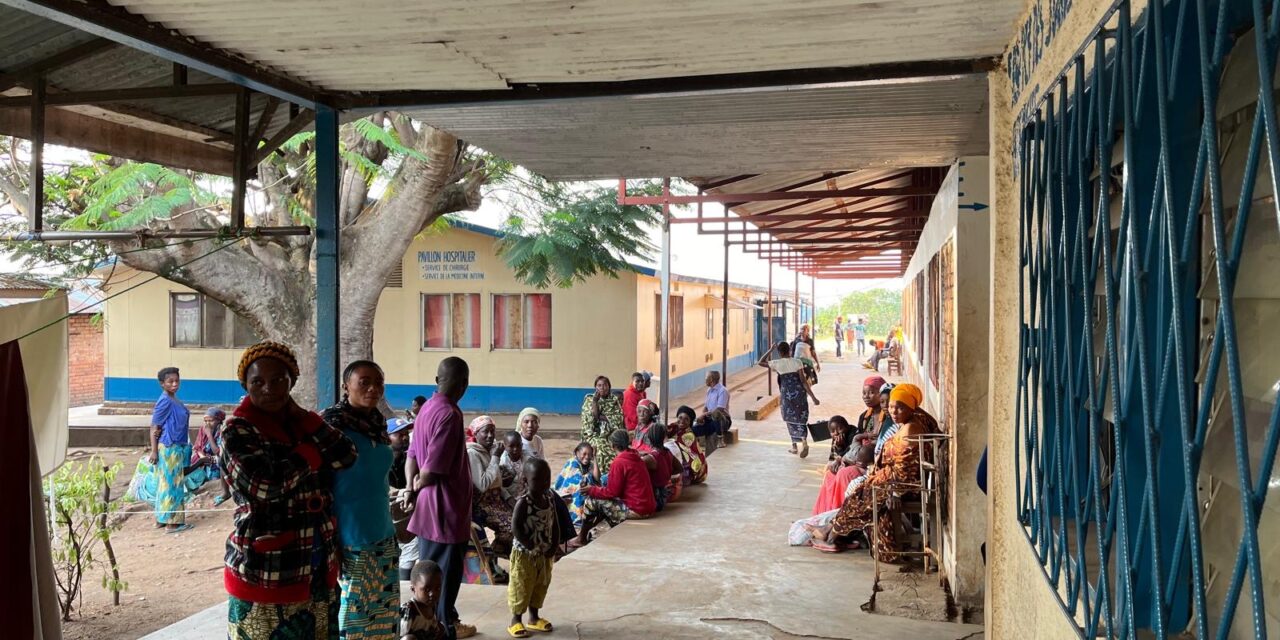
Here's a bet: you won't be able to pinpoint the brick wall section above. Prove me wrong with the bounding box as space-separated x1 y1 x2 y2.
67 313 104 407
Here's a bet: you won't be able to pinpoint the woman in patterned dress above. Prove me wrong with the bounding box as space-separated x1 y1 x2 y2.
806 383 939 560
324 360 399 639
757 341 821 457
580 375 625 470
222 341 357 640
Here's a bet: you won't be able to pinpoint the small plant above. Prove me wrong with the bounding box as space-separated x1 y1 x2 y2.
43 458 127 621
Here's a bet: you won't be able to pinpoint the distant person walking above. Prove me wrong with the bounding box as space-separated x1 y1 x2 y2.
854 319 868 356
405 357 476 640
150 366 192 533
833 316 845 358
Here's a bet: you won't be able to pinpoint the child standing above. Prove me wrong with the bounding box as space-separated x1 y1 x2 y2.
499 431 527 504
507 458 557 638
400 560 446 640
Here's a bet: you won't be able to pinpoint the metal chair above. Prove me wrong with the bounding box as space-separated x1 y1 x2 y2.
869 432 949 587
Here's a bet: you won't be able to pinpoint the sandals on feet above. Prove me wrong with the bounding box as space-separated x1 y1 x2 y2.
508 623 530 638
811 539 845 553
166 523 195 534
526 618 554 632
213 494 230 506
799 441 810 459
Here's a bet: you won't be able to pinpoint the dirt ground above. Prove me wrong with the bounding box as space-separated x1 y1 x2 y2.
57 438 581 640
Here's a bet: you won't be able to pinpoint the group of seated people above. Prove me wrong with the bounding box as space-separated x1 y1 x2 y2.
790 375 941 560
451 372 716 581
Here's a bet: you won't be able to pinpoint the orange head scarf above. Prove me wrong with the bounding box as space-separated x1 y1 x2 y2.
889 383 924 410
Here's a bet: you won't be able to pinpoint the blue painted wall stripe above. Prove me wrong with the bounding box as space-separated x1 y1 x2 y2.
105 350 758 415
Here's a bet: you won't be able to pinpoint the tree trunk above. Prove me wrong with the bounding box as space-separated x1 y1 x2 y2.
110 123 484 410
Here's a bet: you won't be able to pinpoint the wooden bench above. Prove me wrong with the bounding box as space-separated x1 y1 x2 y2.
744 394 780 420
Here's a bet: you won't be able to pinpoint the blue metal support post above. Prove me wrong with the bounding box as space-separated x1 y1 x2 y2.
314 105 340 406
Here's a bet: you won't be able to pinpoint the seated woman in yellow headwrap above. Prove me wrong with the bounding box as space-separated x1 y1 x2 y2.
805 383 939 558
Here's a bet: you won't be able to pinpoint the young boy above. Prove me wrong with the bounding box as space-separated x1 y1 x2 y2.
499 430 527 503
400 560 446 640
507 458 558 638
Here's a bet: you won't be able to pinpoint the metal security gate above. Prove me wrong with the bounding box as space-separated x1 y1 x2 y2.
1015 1 1279 638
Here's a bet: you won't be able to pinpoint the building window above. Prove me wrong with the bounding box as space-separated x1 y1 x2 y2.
421 293 482 350
492 293 552 350
705 308 715 340
169 292 260 348
654 294 684 349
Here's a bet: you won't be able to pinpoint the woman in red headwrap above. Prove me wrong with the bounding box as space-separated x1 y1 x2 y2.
811 375 892 514
806 383 938 558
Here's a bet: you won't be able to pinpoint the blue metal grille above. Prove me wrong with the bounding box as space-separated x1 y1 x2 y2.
1015 0 1280 637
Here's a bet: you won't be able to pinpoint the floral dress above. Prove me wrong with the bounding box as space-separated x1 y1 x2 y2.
829 411 937 562
666 421 707 486
553 458 606 527
581 393 625 469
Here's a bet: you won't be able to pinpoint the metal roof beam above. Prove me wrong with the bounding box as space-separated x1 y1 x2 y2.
348 57 998 110
0 37 118 91
731 236 918 246
0 0 329 106
620 186 936 206
697 223 921 235
673 210 927 224
0 83 242 108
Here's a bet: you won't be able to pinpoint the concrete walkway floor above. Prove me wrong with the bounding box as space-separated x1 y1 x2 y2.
143 359 979 639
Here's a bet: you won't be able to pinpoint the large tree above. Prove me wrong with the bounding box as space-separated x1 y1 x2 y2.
0 114 660 405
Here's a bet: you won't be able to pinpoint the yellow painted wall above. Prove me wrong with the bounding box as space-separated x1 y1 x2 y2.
634 274 758 397
372 227 638 391
101 269 246 380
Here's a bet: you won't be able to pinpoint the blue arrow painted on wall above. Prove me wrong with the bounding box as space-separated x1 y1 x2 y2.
959 202 989 211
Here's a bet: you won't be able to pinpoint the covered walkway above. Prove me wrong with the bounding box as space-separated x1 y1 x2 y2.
144 360 979 640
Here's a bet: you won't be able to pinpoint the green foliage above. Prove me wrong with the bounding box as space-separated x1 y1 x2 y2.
815 287 903 340
493 178 662 288
44 458 127 621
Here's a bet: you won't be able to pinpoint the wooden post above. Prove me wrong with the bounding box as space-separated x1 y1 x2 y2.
231 88 250 229
29 73 45 231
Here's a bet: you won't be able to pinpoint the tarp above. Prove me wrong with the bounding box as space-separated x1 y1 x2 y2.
0 295 69 640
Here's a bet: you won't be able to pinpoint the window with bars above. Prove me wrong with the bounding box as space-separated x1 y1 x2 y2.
169 292 260 349
705 308 715 340
1012 2 1279 637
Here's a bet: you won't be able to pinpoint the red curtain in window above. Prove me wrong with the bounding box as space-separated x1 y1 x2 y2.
423 294 449 349
493 294 521 349
452 293 481 349
523 294 552 349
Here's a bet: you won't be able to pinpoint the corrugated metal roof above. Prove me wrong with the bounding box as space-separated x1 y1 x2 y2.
104 0 1023 91
405 75 987 179
0 6 299 169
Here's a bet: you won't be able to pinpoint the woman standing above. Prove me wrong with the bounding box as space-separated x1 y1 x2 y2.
150 366 192 533
758 342 821 458
807 383 939 559
324 360 398 639
580 376 625 470
222 341 357 639
465 415 513 554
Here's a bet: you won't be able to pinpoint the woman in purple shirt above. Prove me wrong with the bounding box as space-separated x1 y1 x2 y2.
150 366 193 532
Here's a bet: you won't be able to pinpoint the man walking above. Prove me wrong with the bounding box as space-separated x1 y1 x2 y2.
833 316 845 358
406 357 476 639
854 318 868 357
